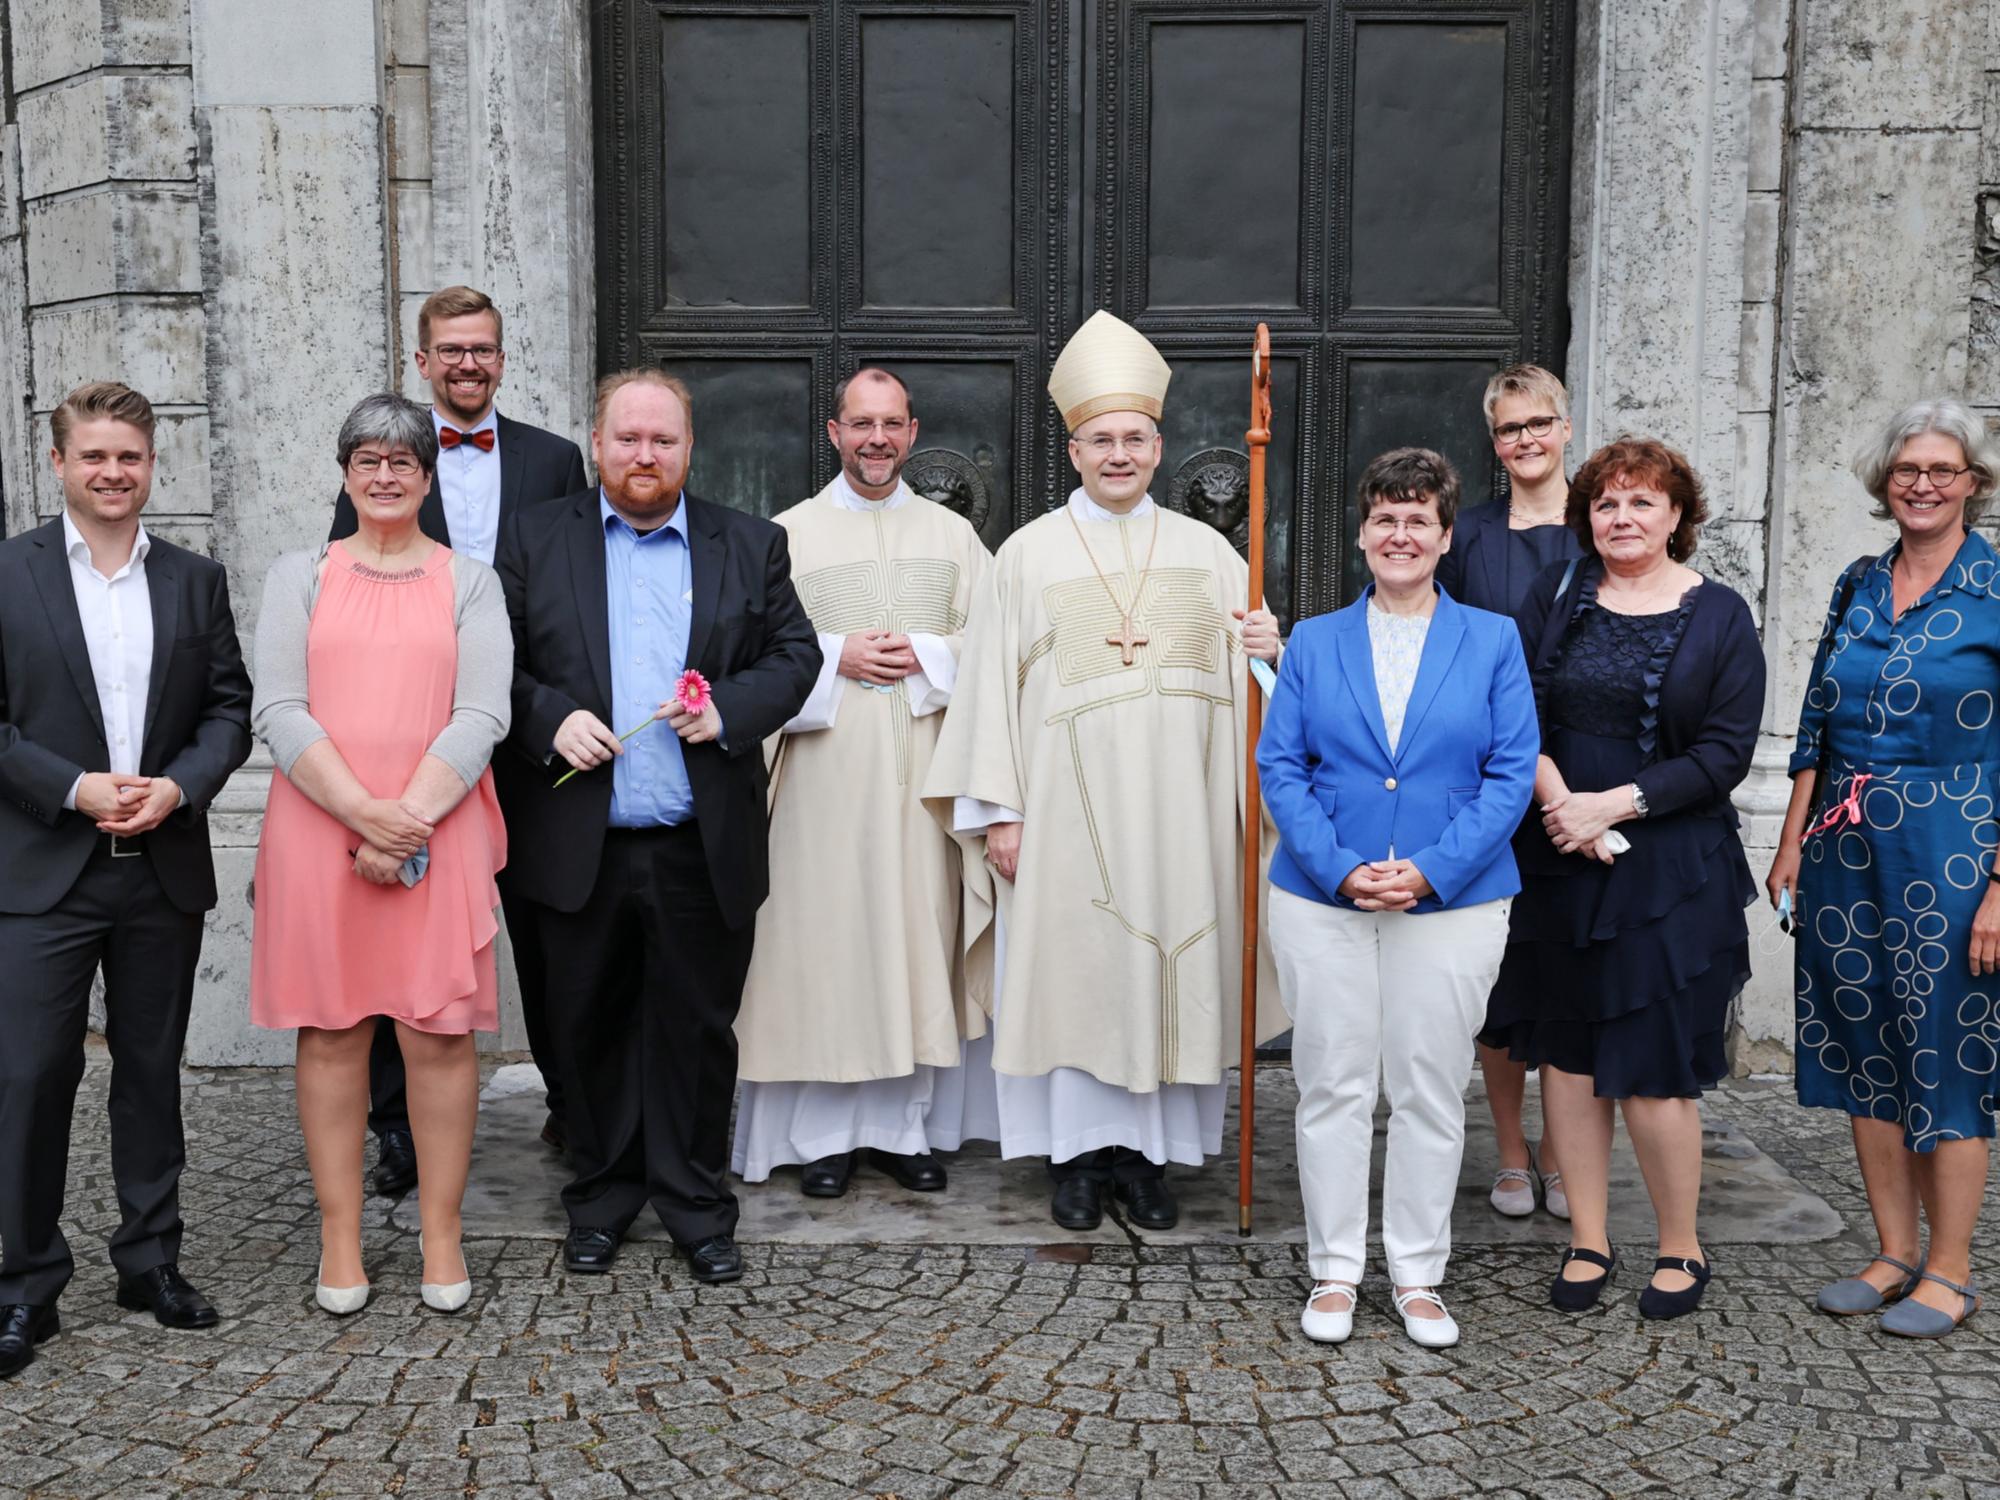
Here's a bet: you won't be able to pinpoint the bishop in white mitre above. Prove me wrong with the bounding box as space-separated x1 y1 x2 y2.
732 368 993 1197
921 312 1285 1232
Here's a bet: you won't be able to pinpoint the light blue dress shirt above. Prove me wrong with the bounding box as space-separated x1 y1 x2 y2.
434 407 502 565
602 490 696 827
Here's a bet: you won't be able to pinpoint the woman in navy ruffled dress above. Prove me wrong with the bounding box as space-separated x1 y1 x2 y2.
1481 438 1763 1321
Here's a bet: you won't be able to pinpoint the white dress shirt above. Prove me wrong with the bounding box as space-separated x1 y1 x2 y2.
60 512 154 810
434 407 503 565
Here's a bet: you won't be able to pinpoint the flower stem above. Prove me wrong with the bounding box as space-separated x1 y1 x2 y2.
552 714 661 788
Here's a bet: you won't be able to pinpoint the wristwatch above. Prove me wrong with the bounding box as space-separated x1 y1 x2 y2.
1630 784 1650 819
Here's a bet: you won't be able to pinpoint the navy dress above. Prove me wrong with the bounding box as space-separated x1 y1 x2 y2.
1481 561 1764 1097
1791 532 2000 1151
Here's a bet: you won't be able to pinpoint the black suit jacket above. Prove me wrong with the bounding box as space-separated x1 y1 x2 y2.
0 521 253 915
495 490 822 927
328 410 590 547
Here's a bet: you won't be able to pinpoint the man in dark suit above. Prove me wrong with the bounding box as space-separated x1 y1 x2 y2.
496 368 820 1284
0 382 253 1379
331 285 590 1195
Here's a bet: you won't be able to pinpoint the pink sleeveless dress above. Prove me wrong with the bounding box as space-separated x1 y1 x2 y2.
250 543 506 1034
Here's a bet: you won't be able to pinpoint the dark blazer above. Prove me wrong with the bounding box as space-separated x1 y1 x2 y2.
328 411 590 547
495 490 823 926
1259 587 1539 912
1435 498 1586 619
0 520 253 915
1515 555 1766 823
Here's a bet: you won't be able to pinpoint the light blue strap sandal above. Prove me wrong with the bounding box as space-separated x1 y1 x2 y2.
1879 1271 1981 1338
1816 1253 1924 1316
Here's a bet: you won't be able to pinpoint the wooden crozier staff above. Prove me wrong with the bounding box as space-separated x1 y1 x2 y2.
1239 323 1272 1236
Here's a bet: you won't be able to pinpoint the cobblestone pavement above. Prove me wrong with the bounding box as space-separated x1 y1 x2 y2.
3 1053 1997 1499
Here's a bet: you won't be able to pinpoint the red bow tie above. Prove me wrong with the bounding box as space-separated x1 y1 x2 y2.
439 425 495 452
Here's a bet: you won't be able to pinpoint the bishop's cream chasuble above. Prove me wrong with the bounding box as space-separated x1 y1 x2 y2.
922 491 1284 1128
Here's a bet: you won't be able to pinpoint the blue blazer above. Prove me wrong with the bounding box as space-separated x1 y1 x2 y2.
1259 586 1539 913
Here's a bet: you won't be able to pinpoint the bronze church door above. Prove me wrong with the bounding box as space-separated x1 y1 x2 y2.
594 0 1574 619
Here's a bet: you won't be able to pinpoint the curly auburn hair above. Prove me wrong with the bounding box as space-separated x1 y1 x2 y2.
1566 437 1708 563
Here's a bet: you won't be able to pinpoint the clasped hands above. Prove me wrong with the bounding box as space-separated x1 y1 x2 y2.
347 797 431 886
1541 788 1628 864
74 771 181 838
841 629 918 686
1337 858 1432 911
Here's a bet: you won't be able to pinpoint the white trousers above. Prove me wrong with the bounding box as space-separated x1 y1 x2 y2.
1269 886 1511 1286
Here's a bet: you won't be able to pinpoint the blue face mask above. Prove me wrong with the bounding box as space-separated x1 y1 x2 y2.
1759 887 1793 955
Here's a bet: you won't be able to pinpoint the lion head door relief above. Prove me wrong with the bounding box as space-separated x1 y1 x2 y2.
1168 449 1253 552
903 448 994 534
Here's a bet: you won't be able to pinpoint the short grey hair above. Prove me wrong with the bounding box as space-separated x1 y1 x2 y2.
336 392 438 473
1852 398 2000 524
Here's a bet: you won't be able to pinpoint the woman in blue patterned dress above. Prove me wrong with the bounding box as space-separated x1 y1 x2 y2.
1769 399 2000 1338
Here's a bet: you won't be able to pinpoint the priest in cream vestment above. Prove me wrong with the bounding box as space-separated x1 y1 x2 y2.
921 312 1284 1232
733 369 993 1196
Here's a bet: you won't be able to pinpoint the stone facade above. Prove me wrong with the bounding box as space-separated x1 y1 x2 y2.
0 0 1995 1065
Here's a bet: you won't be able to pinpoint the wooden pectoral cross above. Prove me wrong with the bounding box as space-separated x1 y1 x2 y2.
1107 613 1150 666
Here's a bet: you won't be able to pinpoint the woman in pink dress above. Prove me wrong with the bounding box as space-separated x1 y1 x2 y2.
250 393 510 1316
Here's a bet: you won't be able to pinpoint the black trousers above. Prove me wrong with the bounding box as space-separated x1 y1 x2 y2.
542 825 753 1243
368 884 562 1137
0 843 204 1306
1048 1146 1165 1185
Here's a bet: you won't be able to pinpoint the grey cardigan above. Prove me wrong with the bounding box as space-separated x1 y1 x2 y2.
251 547 512 789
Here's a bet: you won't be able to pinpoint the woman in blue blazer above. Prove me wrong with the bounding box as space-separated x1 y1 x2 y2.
1260 449 1538 1350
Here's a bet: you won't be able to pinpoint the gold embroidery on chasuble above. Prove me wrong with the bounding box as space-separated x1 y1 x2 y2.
792 516 964 786
1029 557 1238 1079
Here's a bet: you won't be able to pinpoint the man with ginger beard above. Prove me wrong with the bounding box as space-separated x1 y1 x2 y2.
330 285 589 1190
494 368 819 1282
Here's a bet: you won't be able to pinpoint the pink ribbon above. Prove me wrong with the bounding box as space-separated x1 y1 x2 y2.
1803 772 1872 844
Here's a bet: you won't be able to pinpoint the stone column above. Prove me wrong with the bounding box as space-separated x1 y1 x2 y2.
1743 0 1987 1067
187 0 396 1063
427 0 595 447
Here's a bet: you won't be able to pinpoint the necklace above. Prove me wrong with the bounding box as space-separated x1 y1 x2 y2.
1067 504 1161 666
1508 499 1565 528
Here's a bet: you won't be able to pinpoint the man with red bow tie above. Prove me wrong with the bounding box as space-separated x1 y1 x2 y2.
330 285 589 1192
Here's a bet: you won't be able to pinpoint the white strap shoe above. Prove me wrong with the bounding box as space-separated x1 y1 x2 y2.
1543 1171 1571 1221
1301 1280 1355 1344
1392 1286 1460 1348
315 1258 370 1316
1489 1166 1537 1217
419 1234 472 1314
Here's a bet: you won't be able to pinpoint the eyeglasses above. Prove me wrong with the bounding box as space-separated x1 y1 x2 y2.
1492 414 1560 444
1889 463 1974 488
1365 514 1439 537
348 453 424 477
840 418 910 436
1078 434 1156 457
429 343 502 367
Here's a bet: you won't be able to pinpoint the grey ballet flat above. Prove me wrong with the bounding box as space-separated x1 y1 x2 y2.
1816 1253 1923 1316
1880 1271 1981 1339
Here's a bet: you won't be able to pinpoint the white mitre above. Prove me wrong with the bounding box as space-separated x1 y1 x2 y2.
1048 310 1172 432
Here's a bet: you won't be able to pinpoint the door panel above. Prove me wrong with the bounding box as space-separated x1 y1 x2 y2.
856 16 1019 312
595 0 1574 620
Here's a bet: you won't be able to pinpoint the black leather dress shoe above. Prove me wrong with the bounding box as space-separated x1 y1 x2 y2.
681 1235 743 1284
869 1149 947 1191
563 1226 621 1274
115 1265 219 1329
1114 1177 1178 1231
0 1304 59 1379
1050 1176 1103 1231
372 1127 418 1197
801 1152 854 1197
